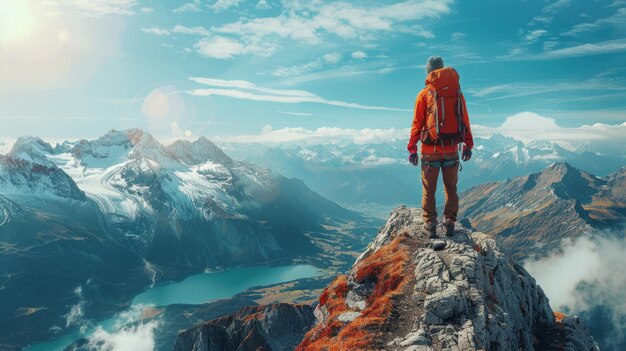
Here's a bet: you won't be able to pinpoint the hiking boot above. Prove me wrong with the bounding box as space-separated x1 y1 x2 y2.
444 220 455 237
422 222 438 239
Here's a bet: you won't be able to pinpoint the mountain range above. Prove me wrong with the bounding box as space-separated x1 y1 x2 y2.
220 134 625 213
0 129 362 349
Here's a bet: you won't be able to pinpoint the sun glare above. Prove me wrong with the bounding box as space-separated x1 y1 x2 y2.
0 0 36 43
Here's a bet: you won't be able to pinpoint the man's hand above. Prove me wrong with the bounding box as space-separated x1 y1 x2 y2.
462 147 472 162
408 153 419 166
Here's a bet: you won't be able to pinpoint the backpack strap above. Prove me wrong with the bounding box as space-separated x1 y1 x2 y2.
429 90 440 137
440 95 445 126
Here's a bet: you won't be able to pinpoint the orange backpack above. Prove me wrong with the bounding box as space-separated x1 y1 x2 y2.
420 67 467 146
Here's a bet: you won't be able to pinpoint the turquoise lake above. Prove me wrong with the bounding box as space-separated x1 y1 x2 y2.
26 264 320 351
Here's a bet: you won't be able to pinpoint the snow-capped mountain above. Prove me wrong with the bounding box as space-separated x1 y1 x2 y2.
3 129 355 265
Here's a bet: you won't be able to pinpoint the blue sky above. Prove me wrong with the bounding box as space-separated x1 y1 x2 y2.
1 0 626 141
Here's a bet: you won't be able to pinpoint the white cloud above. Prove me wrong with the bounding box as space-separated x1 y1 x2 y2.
174 1 203 13
147 0 452 59
255 0 270 10
188 77 410 111
542 0 571 14
64 286 85 328
525 29 547 42
142 25 211 37
208 111 625 150
500 112 559 130
269 60 323 78
525 234 626 340
472 112 626 151
172 25 210 36
504 39 626 60
194 36 275 59
276 61 421 86
277 111 314 116
207 0 452 58
323 52 343 64
140 7 153 13
213 112 626 152
215 126 410 144
562 8 626 37
266 53 346 78
467 80 626 101
87 321 159 351
541 39 626 59
211 0 242 12
351 51 368 60
141 27 170 36
56 0 138 17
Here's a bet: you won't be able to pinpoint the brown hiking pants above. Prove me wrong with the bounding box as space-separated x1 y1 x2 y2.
421 155 459 225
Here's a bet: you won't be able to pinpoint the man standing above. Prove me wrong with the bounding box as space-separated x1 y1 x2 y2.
407 56 474 238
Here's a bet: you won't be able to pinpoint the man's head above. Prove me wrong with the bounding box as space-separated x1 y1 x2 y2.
426 56 444 73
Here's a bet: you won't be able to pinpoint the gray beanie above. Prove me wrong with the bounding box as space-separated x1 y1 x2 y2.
426 56 444 73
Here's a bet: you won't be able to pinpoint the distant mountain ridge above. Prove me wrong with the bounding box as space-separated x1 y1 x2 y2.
219 134 625 209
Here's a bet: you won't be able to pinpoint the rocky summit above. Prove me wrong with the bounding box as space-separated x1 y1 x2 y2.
296 206 598 351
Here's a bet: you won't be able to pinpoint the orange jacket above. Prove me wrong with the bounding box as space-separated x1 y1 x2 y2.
407 73 474 155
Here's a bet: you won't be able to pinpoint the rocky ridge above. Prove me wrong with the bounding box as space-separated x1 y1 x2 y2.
459 162 626 258
296 206 598 351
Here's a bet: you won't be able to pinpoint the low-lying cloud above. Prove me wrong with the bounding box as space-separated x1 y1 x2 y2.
86 321 159 351
472 112 626 153
525 232 626 348
216 125 410 145
64 286 85 328
83 304 159 351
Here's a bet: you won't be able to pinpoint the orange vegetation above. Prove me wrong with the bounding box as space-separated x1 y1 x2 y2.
554 311 566 323
297 236 412 351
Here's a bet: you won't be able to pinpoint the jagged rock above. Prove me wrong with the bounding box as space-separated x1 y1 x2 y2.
431 239 447 251
173 303 315 351
297 206 599 351
337 311 361 322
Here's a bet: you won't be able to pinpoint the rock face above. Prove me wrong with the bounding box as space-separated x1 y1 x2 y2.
297 206 599 351
173 303 315 351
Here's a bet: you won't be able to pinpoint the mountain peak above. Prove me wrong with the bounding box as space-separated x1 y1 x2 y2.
537 161 603 202
7 136 56 165
98 128 159 148
297 206 598 350
166 136 232 165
